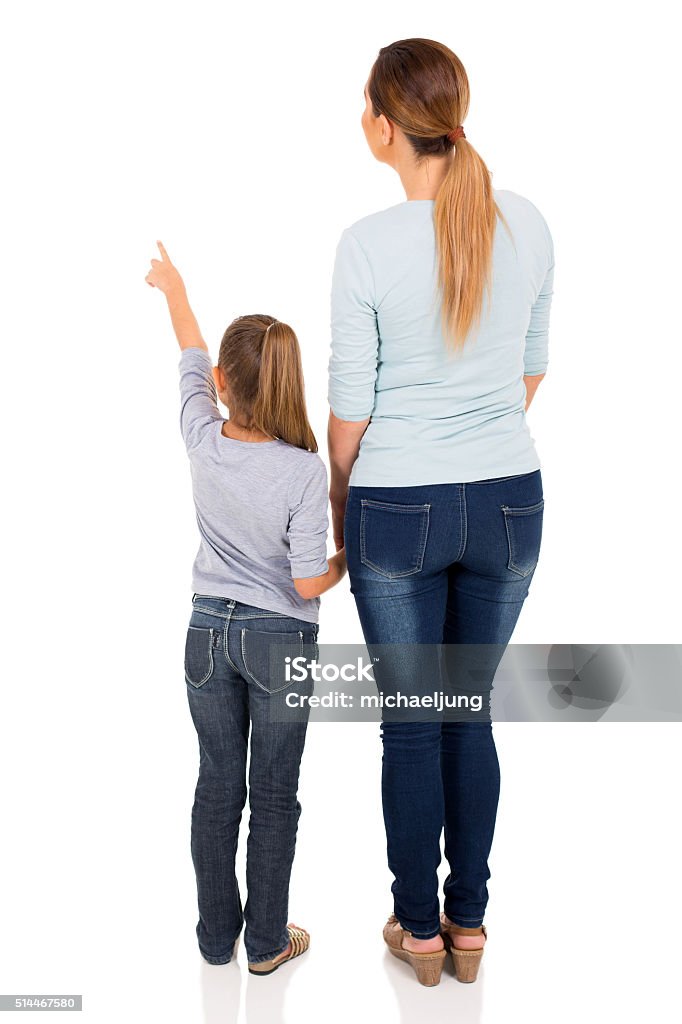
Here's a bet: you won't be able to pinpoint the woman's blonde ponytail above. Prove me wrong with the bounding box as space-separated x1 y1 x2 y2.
367 37 513 352
433 135 501 350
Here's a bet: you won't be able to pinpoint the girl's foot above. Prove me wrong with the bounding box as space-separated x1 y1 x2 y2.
248 924 310 976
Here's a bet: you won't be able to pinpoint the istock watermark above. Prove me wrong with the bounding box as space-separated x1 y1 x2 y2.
284 688 483 713
261 643 682 723
284 655 376 684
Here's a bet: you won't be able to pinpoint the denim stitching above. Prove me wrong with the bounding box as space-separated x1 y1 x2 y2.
500 500 545 516
417 506 430 571
454 483 468 562
193 592 297 620
230 612 295 620
360 501 431 579
360 499 431 513
240 628 304 694
185 626 214 687
502 512 526 577
223 604 240 673
192 604 233 619
361 523 428 577
501 501 544 578
192 604 296 622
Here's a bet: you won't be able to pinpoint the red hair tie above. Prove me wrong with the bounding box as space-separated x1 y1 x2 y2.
447 125 466 143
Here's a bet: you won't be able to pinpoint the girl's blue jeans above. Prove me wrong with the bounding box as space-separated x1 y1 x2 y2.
344 470 544 939
183 596 317 965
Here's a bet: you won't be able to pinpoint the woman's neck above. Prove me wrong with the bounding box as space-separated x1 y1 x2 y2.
397 153 453 201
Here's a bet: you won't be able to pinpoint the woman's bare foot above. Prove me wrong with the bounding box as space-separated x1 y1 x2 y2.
441 914 486 949
402 932 445 954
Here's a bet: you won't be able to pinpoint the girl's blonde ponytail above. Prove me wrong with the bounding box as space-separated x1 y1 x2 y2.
218 315 318 453
252 321 318 452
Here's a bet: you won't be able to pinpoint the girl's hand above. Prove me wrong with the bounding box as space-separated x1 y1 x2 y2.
145 240 184 298
146 241 206 351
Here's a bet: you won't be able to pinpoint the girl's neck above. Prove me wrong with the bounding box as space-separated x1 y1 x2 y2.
221 417 274 443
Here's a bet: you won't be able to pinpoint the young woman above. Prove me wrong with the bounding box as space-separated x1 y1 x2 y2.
328 39 554 986
145 242 347 974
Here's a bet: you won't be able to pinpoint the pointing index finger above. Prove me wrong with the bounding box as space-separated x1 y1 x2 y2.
157 240 170 261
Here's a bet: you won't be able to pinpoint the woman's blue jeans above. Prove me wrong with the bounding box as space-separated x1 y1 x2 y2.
183 595 317 964
344 470 544 939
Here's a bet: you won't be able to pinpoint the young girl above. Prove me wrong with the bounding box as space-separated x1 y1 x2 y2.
145 241 346 975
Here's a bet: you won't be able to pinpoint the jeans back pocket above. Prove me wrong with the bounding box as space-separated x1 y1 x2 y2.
501 499 544 577
241 628 307 694
360 499 430 579
184 626 216 688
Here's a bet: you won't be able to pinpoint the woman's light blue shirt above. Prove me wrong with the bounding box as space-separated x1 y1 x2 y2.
328 189 554 487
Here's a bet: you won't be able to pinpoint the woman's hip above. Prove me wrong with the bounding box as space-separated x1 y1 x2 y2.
343 471 544 642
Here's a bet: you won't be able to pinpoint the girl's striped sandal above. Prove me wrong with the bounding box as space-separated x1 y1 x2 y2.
248 924 310 976
383 915 447 987
440 914 487 983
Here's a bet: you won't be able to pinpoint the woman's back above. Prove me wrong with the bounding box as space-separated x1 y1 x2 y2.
328 188 554 486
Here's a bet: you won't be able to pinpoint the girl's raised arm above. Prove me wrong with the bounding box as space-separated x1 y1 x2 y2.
145 240 208 353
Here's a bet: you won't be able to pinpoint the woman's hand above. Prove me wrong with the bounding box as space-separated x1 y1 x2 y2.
333 545 347 575
327 411 369 550
145 240 185 299
330 491 347 551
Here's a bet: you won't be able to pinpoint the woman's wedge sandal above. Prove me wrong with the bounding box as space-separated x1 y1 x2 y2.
440 914 487 983
248 924 310 976
383 915 447 987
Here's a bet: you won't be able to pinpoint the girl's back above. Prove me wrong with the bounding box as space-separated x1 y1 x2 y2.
179 346 328 622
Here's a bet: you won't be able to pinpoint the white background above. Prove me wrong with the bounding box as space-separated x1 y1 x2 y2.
1 1 681 1021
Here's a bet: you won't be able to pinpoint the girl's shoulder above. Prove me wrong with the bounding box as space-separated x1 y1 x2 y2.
275 441 327 481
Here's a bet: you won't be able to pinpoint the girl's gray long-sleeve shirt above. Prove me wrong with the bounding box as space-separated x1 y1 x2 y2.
178 347 329 623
